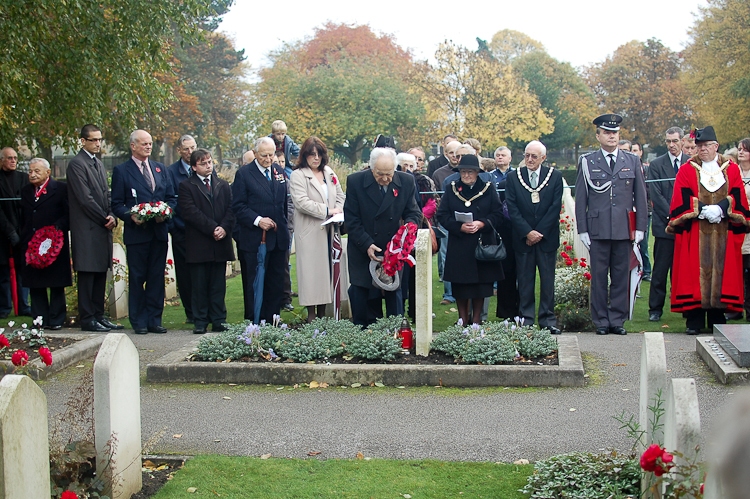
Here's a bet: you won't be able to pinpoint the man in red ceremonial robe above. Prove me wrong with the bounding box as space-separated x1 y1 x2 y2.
668 126 750 334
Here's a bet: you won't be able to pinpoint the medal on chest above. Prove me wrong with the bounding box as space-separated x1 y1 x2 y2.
531 191 540 203
452 181 490 207
518 167 553 204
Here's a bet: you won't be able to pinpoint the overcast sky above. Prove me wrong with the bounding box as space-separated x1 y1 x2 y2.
219 0 707 76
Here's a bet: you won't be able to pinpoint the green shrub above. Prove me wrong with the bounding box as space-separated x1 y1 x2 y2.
521 451 640 498
555 302 595 332
346 316 403 361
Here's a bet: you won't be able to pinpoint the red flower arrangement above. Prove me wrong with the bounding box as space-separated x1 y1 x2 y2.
382 222 418 276
38 346 53 366
130 201 173 222
26 225 65 269
61 490 79 499
11 349 29 367
0 333 8 349
583 272 591 280
640 444 674 477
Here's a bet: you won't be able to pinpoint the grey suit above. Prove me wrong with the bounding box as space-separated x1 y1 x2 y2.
575 149 647 328
647 152 691 315
66 149 116 323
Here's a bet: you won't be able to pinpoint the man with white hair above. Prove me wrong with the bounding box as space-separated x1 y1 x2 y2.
232 136 291 323
0 146 30 317
344 147 421 326
506 140 563 333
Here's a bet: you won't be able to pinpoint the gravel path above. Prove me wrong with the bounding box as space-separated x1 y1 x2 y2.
40 329 735 462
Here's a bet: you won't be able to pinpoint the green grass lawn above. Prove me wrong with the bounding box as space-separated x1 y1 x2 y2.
152 455 533 499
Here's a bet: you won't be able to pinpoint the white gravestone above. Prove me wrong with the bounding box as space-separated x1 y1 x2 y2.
664 378 701 466
165 235 177 300
562 178 589 261
0 375 50 499
94 334 142 498
639 332 667 449
415 229 432 356
108 243 129 320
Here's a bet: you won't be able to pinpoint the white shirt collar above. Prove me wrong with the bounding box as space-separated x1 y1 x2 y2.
197 173 210 183
83 150 96 160
601 148 618 161
255 160 270 176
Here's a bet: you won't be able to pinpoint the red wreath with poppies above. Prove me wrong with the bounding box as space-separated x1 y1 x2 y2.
382 222 418 277
25 225 64 269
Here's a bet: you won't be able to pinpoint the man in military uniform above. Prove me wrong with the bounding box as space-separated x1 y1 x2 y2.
575 114 648 335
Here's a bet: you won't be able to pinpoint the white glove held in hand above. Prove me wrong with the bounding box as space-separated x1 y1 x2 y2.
634 230 644 244
579 232 591 250
699 205 723 223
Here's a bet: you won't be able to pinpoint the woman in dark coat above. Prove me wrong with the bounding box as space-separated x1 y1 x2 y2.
20 158 72 329
436 154 504 325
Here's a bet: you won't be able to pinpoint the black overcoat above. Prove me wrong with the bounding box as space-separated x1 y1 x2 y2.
19 179 72 288
178 174 235 263
436 178 504 284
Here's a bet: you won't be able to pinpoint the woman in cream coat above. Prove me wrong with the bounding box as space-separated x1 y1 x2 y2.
289 137 346 322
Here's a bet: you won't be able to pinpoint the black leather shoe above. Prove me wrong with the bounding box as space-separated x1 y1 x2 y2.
81 320 110 332
282 303 294 311
193 327 207 334
98 318 124 330
133 328 148 334
148 325 167 334
725 312 743 321
48 324 62 331
212 324 227 332
648 313 661 322
546 326 562 335
642 275 651 282
596 327 609 335
685 328 701 335
610 326 627 335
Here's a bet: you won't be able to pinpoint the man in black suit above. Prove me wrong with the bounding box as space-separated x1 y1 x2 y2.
0 147 30 317
67 124 121 332
178 149 234 334
167 134 197 324
648 126 692 322
111 129 176 334
506 141 563 333
231 137 290 323
344 147 422 326
426 134 458 178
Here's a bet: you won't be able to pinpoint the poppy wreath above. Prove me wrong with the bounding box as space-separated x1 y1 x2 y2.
382 222 418 277
25 225 64 269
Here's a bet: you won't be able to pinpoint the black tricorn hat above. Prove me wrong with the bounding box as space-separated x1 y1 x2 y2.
455 154 481 171
691 126 717 143
593 113 623 131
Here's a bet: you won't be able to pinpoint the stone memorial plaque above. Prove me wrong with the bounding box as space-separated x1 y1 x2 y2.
713 325 750 367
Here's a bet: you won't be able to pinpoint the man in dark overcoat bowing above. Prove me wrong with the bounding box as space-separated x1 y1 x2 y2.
344 147 422 326
231 137 290 323
506 140 563 334
66 124 120 332
20 159 72 329
178 149 234 334
111 129 176 334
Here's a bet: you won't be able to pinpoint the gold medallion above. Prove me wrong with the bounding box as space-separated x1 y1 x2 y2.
531 191 540 203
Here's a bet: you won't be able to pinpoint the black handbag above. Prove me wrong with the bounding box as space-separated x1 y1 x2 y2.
474 220 506 261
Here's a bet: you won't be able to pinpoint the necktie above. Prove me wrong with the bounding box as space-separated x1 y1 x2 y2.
607 154 615 170
530 171 538 189
265 168 271 182
674 158 679 175
381 185 387 197
141 160 155 191
204 177 211 192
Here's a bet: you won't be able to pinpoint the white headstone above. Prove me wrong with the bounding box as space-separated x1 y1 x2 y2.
94 334 142 498
562 178 589 261
165 235 177 300
415 229 432 356
108 243 129 320
664 378 701 464
639 332 667 449
0 375 50 499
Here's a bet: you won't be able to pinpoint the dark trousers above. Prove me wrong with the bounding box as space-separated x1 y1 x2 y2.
590 239 631 328
404 264 415 320
685 308 725 331
241 247 285 323
0 263 30 315
77 270 107 323
496 248 519 319
126 239 167 329
348 284 403 327
515 247 556 327
639 214 652 276
190 261 227 329
30 287 66 327
283 249 292 305
649 237 674 315
171 231 193 321
744 255 750 316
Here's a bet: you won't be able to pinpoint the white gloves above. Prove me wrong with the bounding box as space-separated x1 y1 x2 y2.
579 232 591 250
634 230 644 244
699 205 723 224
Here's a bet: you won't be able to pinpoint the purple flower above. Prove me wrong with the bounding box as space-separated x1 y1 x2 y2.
457 318 464 326
471 323 481 331
462 329 469 336
284 332 291 338
312 329 319 339
268 348 277 359
280 324 288 330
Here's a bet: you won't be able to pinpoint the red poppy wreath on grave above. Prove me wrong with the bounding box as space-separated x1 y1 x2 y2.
382 222 418 277
25 225 64 269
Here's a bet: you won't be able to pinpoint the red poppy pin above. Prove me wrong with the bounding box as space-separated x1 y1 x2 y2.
155 167 161 173
331 175 338 185
458 186 462 192
393 189 398 197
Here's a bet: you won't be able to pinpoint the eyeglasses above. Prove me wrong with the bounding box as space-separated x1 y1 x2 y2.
524 153 541 160
84 138 102 143
665 139 680 144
